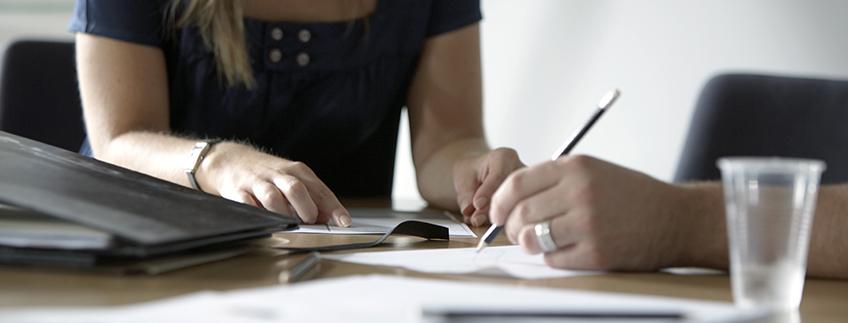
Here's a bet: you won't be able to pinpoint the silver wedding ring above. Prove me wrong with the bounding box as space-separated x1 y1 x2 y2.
534 220 558 252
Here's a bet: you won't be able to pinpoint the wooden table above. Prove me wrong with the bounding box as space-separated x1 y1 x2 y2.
1 201 846 322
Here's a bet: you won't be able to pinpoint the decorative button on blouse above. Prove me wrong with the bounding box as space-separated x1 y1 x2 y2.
270 27 283 41
269 49 282 63
296 52 310 66
298 29 311 43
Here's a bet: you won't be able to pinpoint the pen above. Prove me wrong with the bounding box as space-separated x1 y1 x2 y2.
422 308 684 320
278 251 321 283
475 89 621 253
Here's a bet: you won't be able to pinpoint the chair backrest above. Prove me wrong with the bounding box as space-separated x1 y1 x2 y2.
0 39 84 152
675 73 848 184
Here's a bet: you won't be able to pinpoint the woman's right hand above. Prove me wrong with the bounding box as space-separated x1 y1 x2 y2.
197 142 351 227
73 34 348 227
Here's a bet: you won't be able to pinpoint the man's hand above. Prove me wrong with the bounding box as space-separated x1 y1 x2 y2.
489 155 693 271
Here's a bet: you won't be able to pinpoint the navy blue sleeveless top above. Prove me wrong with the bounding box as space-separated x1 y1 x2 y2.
69 0 482 197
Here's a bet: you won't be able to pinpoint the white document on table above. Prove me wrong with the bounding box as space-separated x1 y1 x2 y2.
0 275 766 323
294 207 476 237
323 245 599 279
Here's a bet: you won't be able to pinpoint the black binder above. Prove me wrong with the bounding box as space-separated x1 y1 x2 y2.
0 131 298 267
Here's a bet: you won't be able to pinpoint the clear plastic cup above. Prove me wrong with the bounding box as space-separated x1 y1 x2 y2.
717 157 825 311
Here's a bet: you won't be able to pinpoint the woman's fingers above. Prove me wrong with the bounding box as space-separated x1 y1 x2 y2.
220 188 260 208
471 148 520 211
468 211 489 227
272 175 319 224
209 146 349 226
307 180 351 227
466 165 510 227
454 148 523 226
453 158 480 220
283 162 351 227
250 182 292 216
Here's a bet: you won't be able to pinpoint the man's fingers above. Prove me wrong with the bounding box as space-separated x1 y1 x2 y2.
516 213 583 254
490 161 561 226
502 187 570 242
516 225 541 253
542 242 607 270
503 180 575 240
273 175 319 224
541 246 585 269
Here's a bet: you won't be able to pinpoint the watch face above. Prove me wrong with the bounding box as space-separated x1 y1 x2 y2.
186 142 210 172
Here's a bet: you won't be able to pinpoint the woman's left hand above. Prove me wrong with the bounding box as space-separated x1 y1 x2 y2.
453 147 525 226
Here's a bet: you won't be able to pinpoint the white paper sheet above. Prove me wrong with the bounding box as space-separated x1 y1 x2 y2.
293 208 476 237
0 275 766 323
323 245 600 279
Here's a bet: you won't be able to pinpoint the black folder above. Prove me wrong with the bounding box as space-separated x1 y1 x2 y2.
0 131 298 267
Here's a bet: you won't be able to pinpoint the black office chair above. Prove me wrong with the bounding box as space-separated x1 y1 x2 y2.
0 39 85 152
675 73 848 184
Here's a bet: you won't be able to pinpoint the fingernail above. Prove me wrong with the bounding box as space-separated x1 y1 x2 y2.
462 203 475 217
337 211 352 227
473 197 489 209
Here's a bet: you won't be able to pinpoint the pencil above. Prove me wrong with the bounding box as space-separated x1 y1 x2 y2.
475 89 621 253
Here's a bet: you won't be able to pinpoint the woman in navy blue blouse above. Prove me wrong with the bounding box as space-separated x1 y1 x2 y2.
71 0 524 227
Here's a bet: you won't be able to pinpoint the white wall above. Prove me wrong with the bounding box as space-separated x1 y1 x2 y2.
0 1 72 43
393 0 848 201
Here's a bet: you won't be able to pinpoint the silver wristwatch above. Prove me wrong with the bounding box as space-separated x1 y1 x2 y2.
185 140 221 192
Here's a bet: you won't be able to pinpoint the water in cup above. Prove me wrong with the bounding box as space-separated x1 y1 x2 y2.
735 260 805 309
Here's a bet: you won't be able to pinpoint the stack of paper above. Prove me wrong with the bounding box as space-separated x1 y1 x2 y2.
294 208 476 237
320 233 728 279
0 275 764 323
323 245 600 279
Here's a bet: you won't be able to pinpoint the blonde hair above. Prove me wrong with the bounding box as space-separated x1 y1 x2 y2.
169 0 254 88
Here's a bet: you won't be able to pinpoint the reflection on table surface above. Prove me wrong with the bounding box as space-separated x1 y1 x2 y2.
1 199 846 323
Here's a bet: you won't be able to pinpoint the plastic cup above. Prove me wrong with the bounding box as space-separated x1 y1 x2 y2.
717 157 825 310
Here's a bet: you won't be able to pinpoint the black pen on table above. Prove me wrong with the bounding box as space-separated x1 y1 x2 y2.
475 89 621 253
423 308 685 321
